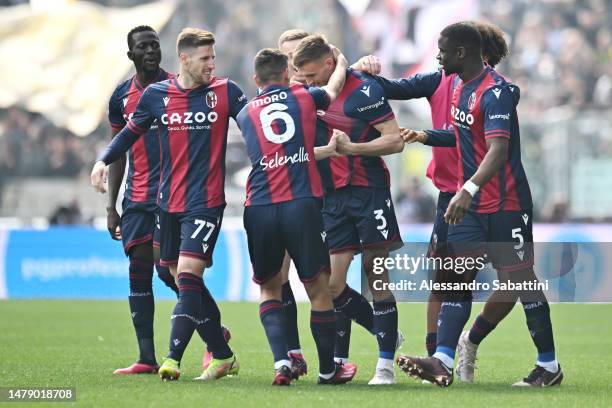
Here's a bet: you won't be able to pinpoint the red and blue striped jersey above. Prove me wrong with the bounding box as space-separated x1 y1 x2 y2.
374 70 461 193
107 69 173 204
237 84 329 206
449 66 532 212
100 76 247 213
315 69 396 192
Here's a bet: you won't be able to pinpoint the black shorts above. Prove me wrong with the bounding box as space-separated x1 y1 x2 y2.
121 198 159 255
322 186 403 255
158 206 225 267
427 191 453 258
244 198 330 285
446 209 534 272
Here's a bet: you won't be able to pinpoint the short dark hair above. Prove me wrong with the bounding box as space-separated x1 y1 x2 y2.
277 29 310 49
440 22 482 55
127 25 156 51
177 28 215 55
474 21 509 67
292 34 332 68
254 48 288 83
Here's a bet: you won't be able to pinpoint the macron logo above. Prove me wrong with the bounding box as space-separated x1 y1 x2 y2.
163 97 170 106
492 88 502 99
122 98 128 107
360 85 371 97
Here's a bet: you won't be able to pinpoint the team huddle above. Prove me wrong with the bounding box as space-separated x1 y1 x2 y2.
90 21 563 388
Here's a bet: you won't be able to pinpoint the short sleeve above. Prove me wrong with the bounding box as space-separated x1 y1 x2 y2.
107 87 126 133
482 86 514 139
345 78 394 125
228 80 248 119
307 86 331 110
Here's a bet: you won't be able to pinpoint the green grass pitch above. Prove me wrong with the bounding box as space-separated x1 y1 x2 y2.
0 301 610 407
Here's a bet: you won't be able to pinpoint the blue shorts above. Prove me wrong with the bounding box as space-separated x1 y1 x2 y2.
447 209 534 272
322 186 402 254
121 198 159 255
158 206 225 267
244 198 330 285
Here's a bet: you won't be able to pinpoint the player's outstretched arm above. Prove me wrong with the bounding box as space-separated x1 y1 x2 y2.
320 46 348 103
444 137 508 225
351 55 381 75
336 118 404 156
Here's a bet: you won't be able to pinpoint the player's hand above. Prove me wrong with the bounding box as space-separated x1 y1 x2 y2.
327 132 342 157
444 190 472 225
354 55 381 75
400 128 427 144
106 207 122 240
334 129 353 155
91 161 108 193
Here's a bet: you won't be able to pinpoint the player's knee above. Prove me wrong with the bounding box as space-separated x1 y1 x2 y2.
156 263 178 295
304 275 333 305
128 255 153 292
130 242 153 263
328 278 346 299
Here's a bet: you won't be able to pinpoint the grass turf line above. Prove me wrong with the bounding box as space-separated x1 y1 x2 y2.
0 301 610 407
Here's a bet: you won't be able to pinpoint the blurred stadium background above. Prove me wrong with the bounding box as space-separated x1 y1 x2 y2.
0 0 610 300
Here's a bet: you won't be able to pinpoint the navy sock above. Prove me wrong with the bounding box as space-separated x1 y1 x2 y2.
425 332 437 357
310 310 336 375
468 314 496 345
168 273 203 362
128 257 155 364
333 285 374 333
155 263 178 296
436 299 472 360
259 300 288 364
282 282 301 352
373 296 398 359
196 285 232 360
521 298 556 363
334 311 352 360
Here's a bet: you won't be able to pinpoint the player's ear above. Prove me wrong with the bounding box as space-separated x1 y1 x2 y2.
282 67 289 81
178 52 189 66
127 50 134 62
253 74 262 88
456 46 466 59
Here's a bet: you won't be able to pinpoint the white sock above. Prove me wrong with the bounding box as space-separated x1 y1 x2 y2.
288 349 303 356
274 359 292 370
376 358 394 371
319 370 335 380
334 357 348 364
537 359 559 373
433 352 454 369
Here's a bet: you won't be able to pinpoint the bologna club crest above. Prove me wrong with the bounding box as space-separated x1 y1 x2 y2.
205 91 218 108
468 92 477 111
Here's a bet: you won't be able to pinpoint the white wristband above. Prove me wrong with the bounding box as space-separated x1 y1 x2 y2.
462 180 480 197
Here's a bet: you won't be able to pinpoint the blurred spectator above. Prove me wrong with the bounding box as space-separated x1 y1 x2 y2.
396 177 436 223
48 199 84 225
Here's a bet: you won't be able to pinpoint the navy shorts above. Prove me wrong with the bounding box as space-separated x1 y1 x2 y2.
121 198 159 255
427 191 453 258
447 209 534 272
158 206 225 267
322 186 402 254
244 198 330 285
